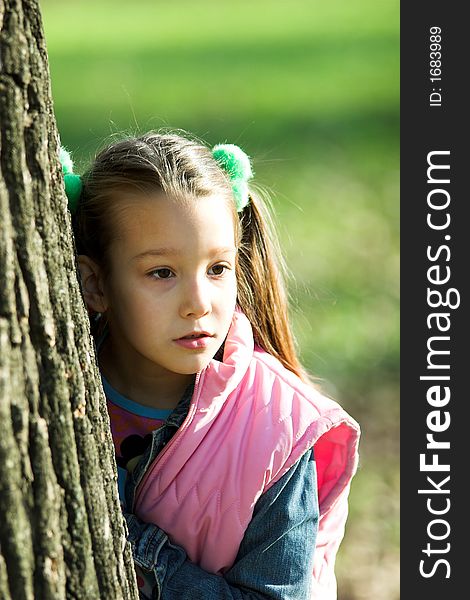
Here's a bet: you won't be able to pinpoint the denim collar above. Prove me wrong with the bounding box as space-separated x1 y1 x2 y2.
165 380 195 428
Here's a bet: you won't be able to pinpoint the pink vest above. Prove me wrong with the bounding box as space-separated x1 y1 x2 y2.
134 309 360 599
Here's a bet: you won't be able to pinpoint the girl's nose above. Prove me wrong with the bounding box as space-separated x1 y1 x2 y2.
179 277 211 319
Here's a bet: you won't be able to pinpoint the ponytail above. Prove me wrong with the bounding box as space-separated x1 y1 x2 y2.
236 188 314 384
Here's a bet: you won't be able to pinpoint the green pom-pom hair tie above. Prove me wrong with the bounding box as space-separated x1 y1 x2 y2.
59 142 252 214
211 144 254 212
59 146 82 215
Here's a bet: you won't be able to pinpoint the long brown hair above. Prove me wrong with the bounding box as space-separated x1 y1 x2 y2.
72 130 313 382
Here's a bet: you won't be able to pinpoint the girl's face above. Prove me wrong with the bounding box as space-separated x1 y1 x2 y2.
100 193 238 377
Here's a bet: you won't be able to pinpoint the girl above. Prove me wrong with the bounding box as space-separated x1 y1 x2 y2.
63 130 360 600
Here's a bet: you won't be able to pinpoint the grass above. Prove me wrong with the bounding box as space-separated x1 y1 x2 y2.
42 1 400 597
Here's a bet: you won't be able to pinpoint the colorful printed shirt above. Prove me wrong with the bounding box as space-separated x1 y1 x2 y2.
102 374 173 507
102 373 174 597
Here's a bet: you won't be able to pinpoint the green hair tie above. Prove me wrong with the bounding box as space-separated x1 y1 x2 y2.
59 146 82 215
211 144 254 212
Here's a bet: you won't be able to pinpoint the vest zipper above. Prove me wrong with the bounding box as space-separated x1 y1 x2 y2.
132 370 204 511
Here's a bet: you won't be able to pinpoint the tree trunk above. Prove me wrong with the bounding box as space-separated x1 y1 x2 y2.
0 2 139 598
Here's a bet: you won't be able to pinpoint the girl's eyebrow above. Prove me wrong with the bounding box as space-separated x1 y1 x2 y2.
132 246 237 261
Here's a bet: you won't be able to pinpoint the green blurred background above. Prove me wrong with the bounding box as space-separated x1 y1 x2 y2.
41 0 399 597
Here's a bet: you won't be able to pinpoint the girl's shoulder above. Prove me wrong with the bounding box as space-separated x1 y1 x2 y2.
249 344 360 511
251 344 358 424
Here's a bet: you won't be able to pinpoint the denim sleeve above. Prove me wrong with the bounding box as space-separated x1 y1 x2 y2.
124 448 318 600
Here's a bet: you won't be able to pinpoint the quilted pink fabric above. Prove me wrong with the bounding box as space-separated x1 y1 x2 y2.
134 308 360 598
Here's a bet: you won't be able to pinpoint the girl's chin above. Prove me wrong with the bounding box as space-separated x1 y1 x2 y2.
170 354 214 375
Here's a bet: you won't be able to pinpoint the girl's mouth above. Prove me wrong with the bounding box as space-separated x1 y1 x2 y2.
174 332 213 349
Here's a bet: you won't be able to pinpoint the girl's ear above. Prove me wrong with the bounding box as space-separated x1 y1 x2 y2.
77 255 109 314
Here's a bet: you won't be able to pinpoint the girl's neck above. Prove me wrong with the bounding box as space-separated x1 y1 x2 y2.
97 333 194 411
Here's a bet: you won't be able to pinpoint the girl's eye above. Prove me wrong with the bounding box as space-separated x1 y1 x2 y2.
149 268 173 279
209 264 228 276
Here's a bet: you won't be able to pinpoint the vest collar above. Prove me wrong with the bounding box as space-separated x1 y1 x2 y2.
194 307 254 411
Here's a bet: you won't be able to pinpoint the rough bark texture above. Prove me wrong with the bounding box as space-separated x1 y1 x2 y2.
0 1 139 598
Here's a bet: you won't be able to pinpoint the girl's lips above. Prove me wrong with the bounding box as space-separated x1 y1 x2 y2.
174 336 212 349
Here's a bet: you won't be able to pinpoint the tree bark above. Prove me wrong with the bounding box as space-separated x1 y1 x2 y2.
0 1 139 598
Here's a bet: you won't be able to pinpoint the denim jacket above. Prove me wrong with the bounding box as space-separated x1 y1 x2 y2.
120 380 319 600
